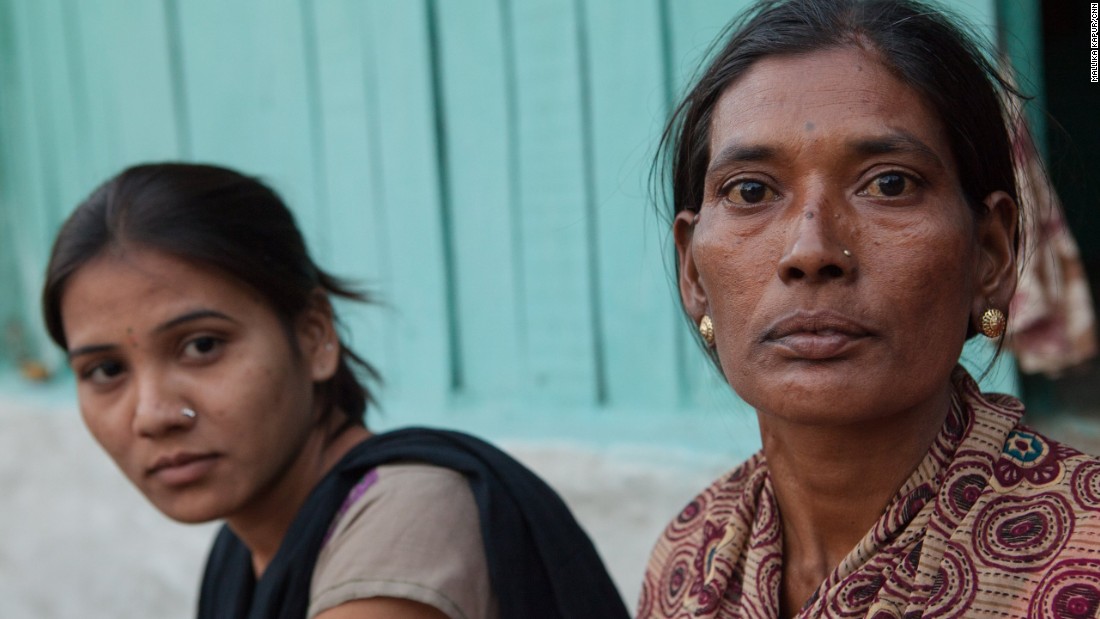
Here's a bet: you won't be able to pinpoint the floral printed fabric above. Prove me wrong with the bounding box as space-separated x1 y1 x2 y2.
637 367 1100 618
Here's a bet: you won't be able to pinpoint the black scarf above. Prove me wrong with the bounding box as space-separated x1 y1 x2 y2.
197 427 630 619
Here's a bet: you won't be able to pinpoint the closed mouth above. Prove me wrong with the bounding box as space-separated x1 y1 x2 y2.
763 310 874 360
764 310 872 341
147 451 218 476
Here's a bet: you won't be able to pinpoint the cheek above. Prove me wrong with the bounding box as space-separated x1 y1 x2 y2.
218 351 313 429
888 227 975 315
694 226 776 330
79 402 134 470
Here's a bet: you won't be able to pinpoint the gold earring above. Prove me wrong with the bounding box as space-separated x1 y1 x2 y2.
699 315 715 347
980 308 1006 338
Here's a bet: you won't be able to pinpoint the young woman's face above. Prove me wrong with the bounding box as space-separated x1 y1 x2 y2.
60 248 336 523
676 47 1015 427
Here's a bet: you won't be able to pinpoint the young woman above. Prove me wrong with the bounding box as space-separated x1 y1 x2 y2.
42 163 629 619
638 0 1100 617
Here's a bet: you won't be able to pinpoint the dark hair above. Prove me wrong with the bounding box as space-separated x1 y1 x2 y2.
657 0 1024 345
42 162 379 428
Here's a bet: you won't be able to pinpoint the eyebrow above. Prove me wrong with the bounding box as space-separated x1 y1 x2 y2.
68 344 116 361
706 132 944 176
152 309 238 334
67 309 238 360
707 143 780 175
848 132 944 168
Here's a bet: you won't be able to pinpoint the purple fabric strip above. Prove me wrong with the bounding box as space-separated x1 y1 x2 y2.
321 468 380 547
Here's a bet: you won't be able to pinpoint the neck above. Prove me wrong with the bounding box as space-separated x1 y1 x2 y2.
226 416 372 577
759 385 951 614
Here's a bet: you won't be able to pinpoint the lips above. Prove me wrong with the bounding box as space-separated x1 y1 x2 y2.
147 451 219 486
764 310 874 359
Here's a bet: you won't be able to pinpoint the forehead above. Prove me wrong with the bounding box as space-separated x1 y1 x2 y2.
60 249 264 342
709 46 951 163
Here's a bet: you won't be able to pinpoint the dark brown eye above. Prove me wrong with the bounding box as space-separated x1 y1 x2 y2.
862 172 915 198
183 336 224 361
876 174 906 196
82 359 126 385
740 181 768 203
723 180 778 205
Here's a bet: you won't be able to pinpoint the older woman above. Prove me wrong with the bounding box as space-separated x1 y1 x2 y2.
638 0 1100 617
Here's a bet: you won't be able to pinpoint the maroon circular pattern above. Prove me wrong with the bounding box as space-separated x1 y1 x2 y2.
829 571 886 617
1028 558 1100 618
754 551 783 618
943 402 967 439
936 449 995 526
1071 459 1100 511
750 487 781 549
879 543 922 602
656 545 696 617
664 497 707 543
924 543 977 618
973 493 1072 572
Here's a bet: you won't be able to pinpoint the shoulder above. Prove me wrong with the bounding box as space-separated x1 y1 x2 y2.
666 452 768 532
308 463 496 619
637 453 767 616
947 426 1100 614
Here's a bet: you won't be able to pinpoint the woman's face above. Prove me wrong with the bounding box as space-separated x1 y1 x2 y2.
60 248 338 523
676 47 1016 427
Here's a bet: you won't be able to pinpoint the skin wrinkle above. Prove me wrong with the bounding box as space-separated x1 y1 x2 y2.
673 46 1018 615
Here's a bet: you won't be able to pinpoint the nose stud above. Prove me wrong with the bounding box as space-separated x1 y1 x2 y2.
181 407 197 419
843 249 852 257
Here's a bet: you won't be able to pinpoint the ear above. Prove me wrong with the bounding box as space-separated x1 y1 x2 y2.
296 290 341 382
970 190 1018 326
674 210 708 322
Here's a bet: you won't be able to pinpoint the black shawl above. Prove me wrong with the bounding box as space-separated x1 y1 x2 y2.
197 427 630 619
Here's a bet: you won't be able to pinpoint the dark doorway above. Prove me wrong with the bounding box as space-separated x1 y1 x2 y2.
1020 1 1100 422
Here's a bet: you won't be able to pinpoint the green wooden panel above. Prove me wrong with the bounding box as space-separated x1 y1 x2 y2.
583 0 680 410
355 0 452 408
173 0 324 253
307 0 396 398
22 0 88 223
71 0 182 181
0 0 26 365
0 0 1020 411
434 0 523 404
508 0 602 406
665 0 753 93
1 0 80 370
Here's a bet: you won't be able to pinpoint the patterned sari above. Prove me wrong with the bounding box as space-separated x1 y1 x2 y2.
638 367 1100 618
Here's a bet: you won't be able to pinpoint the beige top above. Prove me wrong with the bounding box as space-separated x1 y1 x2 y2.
307 463 499 619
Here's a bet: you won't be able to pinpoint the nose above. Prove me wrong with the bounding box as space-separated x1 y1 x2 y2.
131 370 195 438
777 203 854 284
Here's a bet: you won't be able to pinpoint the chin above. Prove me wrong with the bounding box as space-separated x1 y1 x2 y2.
141 488 227 524
735 371 883 424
